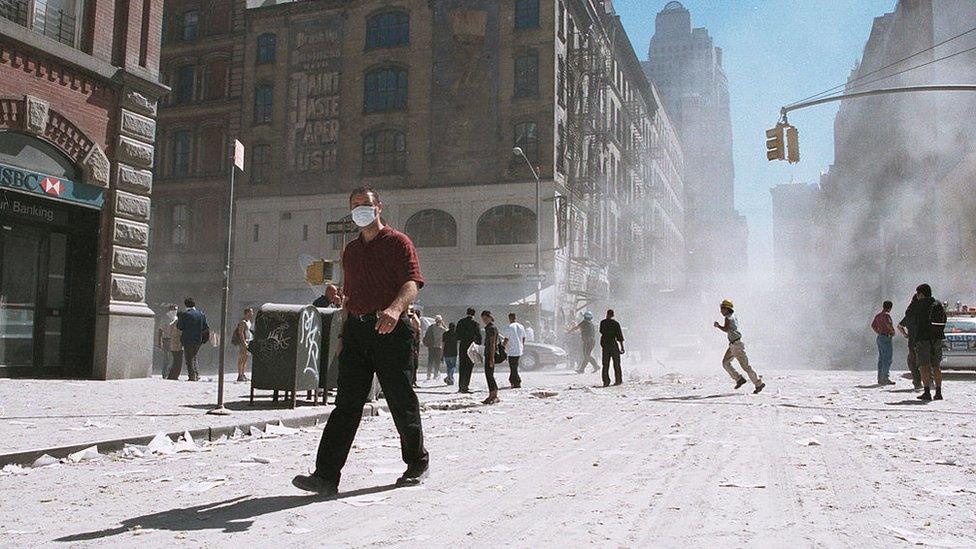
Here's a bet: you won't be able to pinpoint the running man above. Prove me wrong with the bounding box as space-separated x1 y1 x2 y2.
713 299 765 394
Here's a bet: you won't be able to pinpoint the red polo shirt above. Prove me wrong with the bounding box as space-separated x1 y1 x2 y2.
342 226 424 316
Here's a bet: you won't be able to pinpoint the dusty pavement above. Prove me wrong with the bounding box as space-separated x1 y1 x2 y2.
1 365 975 548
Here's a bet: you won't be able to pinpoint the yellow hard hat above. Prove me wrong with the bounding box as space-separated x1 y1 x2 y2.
721 299 734 310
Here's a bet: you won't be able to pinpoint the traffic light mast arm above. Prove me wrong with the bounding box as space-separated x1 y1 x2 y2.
780 84 976 118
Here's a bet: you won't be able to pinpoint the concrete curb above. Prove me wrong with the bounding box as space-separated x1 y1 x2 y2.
0 403 381 468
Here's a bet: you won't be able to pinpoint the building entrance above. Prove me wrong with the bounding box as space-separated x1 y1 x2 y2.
0 191 98 377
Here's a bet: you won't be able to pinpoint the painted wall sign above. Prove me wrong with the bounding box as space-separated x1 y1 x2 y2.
0 162 104 209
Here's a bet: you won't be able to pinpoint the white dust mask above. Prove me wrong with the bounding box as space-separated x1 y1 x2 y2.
351 205 377 228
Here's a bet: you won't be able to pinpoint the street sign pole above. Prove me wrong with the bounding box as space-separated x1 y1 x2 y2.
209 141 242 416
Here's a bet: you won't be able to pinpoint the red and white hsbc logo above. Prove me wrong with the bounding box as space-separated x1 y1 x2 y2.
40 177 63 197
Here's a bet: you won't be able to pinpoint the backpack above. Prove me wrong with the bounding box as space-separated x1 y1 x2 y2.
930 300 947 329
422 327 435 347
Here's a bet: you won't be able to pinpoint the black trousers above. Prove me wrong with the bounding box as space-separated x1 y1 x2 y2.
508 355 521 387
458 340 475 391
484 360 498 392
314 316 428 485
168 342 200 379
601 346 621 386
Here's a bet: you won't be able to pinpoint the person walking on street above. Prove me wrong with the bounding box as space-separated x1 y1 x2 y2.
234 307 254 382
714 299 765 394
905 283 947 401
423 315 448 381
503 313 526 389
442 322 459 386
171 298 209 381
456 308 482 394
599 309 625 386
568 311 599 373
164 306 182 380
157 304 179 378
871 301 896 385
482 310 500 404
898 293 923 390
407 306 422 388
292 186 428 496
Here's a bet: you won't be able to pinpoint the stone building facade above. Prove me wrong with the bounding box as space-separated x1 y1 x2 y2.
1 0 166 378
643 0 745 295
153 0 685 344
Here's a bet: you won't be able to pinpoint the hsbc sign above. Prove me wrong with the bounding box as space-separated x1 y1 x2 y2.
0 163 104 209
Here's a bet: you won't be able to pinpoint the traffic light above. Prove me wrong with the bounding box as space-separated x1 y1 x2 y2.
305 259 335 285
765 124 785 161
786 126 799 164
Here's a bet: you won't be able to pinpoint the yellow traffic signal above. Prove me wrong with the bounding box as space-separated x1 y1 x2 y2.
305 259 335 285
766 124 785 161
786 126 799 164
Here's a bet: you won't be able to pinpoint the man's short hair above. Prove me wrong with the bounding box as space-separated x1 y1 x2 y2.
917 283 932 298
184 297 195 308
508 312 516 319
882 301 892 311
607 309 615 318
349 186 379 205
244 307 254 313
467 307 476 316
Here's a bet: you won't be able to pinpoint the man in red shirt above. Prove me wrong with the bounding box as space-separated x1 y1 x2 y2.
871 300 896 386
293 187 428 495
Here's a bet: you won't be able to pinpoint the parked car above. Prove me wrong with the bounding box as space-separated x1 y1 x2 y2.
520 342 569 371
942 314 976 370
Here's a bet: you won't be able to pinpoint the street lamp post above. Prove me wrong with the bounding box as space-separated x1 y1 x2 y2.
513 147 542 339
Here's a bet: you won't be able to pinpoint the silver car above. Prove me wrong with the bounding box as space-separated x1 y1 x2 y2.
941 316 976 370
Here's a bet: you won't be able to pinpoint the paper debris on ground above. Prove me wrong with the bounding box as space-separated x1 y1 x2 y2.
249 426 265 438
1 464 29 476
719 482 767 489
796 438 821 446
480 465 515 474
885 526 972 547
242 455 278 464
176 480 224 493
31 454 59 468
83 419 114 428
102 469 149 478
805 415 828 424
67 446 101 463
341 493 391 507
530 390 560 399
265 422 298 436
146 433 176 455
910 436 942 442
232 427 245 439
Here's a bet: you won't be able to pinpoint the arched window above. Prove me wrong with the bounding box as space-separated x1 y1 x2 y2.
366 11 409 49
364 67 407 113
477 205 536 245
0 131 79 181
405 209 457 248
257 33 276 64
362 129 406 175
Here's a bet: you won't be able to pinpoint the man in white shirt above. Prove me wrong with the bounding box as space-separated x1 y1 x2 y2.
504 312 527 389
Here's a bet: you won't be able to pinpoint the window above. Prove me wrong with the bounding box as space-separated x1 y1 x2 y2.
4 0 85 47
254 84 273 123
515 0 538 29
201 127 224 174
365 11 409 49
257 33 276 64
182 10 199 41
557 122 565 174
514 121 539 164
251 144 271 183
172 131 191 176
557 56 565 106
171 204 189 247
514 53 538 98
364 67 407 113
362 129 406 176
302 224 309 241
404 209 457 248
252 224 260 242
175 65 195 104
208 3 229 35
477 205 537 245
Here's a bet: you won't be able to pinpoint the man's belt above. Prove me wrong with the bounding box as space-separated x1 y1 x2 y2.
348 312 408 323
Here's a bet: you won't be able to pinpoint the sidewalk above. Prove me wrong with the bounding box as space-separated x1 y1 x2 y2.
0 373 489 466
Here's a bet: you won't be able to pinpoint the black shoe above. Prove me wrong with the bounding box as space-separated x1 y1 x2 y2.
396 466 428 486
292 474 338 496
459 389 473 394
753 383 766 394
917 389 932 401
913 384 923 391
734 377 747 390
884 379 896 386
934 389 943 401
613 381 623 386
511 384 521 389
603 382 610 387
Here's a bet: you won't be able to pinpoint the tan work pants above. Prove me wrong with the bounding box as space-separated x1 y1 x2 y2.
722 340 761 386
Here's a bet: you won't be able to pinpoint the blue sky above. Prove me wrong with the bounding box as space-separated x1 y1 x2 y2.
613 0 894 272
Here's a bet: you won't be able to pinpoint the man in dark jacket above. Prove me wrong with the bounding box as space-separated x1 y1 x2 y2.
897 293 923 390
456 308 482 394
599 309 625 386
904 283 946 401
171 297 209 381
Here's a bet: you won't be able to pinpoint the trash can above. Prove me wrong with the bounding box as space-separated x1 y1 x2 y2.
249 303 323 408
314 307 380 403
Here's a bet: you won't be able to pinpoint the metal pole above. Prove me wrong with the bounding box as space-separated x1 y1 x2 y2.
534 164 542 339
209 151 236 415
781 84 976 116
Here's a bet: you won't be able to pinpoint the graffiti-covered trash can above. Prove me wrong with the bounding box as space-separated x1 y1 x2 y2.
249 303 323 408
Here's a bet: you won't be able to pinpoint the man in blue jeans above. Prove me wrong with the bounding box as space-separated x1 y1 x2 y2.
871 300 895 385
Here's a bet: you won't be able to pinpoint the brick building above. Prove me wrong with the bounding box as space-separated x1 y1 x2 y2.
1 0 166 378
153 0 685 345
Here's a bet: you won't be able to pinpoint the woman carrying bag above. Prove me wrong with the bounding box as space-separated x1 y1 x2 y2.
481 310 502 405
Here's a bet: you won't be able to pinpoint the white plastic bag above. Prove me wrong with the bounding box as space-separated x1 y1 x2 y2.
467 342 484 365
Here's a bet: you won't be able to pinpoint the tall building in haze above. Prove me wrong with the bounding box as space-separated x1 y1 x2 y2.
642 1 746 296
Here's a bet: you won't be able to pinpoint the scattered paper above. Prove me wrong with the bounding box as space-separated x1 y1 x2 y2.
250 426 265 438
31 454 59 468
531 390 560 399
885 525 972 547
242 455 278 465
796 438 821 447
232 427 244 439
719 482 767 489
265 422 298 436
480 465 515 474
67 446 101 463
805 416 828 425
83 419 114 428
176 481 223 493
102 469 149 478
146 433 176 455
341 493 390 507
910 436 942 443
1 464 29 476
